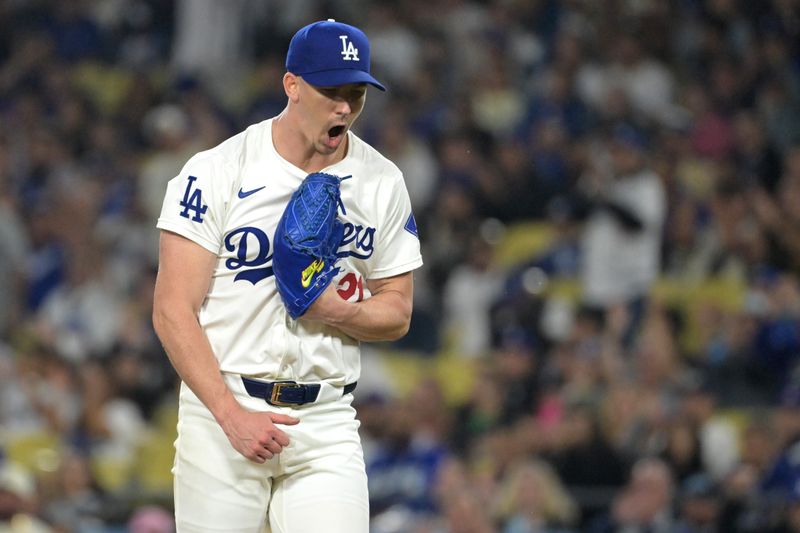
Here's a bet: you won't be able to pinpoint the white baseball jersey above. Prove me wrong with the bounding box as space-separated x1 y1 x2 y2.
157 118 422 385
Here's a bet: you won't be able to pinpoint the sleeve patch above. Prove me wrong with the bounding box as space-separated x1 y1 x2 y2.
179 175 208 223
404 213 419 239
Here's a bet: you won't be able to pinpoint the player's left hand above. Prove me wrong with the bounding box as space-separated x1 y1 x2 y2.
301 284 355 325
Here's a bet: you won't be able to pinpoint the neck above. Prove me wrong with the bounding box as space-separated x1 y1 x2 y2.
271 109 348 173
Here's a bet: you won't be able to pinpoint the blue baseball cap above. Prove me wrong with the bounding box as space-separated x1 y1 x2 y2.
286 19 386 91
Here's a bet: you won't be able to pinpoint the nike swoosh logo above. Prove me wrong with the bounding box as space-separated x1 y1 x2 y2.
238 186 265 199
301 259 325 288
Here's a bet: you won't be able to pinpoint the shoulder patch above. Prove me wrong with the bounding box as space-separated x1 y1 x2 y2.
404 213 419 239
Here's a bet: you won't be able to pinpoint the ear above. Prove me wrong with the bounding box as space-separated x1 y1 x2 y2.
284 73 300 103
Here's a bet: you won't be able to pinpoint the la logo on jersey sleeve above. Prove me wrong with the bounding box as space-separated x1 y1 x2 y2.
179 175 208 223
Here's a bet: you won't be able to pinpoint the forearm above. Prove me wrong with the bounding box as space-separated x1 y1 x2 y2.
326 291 411 341
304 273 414 342
153 305 240 422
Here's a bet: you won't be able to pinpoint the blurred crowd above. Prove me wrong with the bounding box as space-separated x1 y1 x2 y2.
1 0 800 532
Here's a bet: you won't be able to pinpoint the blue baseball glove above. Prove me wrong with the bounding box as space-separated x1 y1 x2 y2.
272 172 347 319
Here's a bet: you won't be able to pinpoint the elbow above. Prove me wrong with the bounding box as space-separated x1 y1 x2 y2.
152 297 188 342
386 324 410 342
151 301 169 341
386 309 412 341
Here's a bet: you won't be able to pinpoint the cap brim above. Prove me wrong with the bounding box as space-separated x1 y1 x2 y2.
300 69 386 91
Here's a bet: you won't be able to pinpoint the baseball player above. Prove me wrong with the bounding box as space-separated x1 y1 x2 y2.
152 19 422 533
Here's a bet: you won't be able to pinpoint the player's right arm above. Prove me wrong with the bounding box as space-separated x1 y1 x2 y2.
152 230 298 463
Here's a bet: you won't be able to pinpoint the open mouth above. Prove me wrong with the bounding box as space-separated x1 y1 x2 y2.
328 125 346 138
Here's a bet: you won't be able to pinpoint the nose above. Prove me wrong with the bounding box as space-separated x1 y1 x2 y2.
335 98 352 116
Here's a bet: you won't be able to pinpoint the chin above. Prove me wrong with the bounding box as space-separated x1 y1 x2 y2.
316 142 338 156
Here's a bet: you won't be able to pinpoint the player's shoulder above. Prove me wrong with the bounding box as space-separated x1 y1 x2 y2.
347 132 403 184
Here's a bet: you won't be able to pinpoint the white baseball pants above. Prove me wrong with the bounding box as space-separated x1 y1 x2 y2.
172 377 369 533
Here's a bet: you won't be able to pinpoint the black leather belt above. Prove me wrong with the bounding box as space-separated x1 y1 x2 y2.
241 377 357 407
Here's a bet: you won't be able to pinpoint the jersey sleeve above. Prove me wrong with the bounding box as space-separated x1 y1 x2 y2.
156 152 233 254
369 173 423 279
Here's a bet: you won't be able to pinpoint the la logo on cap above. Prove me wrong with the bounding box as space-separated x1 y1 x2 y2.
339 35 359 61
